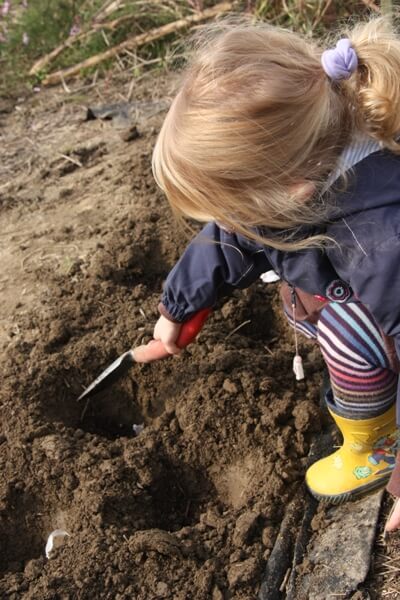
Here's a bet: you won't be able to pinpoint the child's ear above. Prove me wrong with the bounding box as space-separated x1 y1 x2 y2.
290 181 316 202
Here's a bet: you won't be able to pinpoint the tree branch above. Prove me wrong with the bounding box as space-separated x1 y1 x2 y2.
41 2 233 86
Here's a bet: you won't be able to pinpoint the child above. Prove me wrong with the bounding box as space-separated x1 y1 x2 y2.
151 17 400 530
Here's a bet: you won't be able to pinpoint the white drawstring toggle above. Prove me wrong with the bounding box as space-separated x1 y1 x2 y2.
293 355 305 380
290 285 305 381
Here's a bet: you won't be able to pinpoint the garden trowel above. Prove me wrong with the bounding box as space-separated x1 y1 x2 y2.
77 308 211 402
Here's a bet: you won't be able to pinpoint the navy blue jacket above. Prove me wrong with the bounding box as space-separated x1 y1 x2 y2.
160 150 400 418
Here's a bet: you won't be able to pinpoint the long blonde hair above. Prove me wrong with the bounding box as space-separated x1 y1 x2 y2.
152 17 400 251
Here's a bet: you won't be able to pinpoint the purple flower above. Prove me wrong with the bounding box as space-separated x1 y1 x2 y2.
1 1 10 17
69 24 80 36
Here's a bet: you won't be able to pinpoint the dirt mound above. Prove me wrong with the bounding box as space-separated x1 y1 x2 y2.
0 73 329 599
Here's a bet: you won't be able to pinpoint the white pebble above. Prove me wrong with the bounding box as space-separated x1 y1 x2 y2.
45 529 70 559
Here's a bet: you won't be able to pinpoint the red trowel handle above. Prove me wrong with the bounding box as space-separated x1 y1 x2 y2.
133 308 211 363
176 308 211 348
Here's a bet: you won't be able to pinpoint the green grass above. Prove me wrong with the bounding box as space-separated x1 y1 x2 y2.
0 0 97 92
0 0 201 94
0 0 388 97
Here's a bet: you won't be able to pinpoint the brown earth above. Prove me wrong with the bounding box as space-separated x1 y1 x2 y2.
0 71 398 600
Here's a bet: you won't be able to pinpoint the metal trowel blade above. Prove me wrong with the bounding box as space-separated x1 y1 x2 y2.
77 350 135 401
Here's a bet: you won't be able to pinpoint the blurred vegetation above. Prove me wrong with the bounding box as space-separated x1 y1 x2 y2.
0 0 392 97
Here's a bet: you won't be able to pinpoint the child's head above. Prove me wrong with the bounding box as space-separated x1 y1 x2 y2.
153 18 400 249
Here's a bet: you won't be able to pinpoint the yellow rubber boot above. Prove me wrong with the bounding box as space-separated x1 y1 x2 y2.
306 405 400 504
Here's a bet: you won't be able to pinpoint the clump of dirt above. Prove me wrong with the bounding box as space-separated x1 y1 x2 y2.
0 72 327 599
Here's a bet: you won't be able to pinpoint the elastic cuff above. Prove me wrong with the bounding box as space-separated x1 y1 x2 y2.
158 302 182 323
160 291 192 322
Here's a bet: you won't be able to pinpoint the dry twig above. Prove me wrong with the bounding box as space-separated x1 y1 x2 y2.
30 15 128 76
94 0 125 22
226 319 251 339
30 2 149 75
41 2 233 86
30 1 223 77
59 153 83 168
312 0 333 30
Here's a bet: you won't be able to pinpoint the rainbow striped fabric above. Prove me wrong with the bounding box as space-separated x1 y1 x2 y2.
285 301 397 419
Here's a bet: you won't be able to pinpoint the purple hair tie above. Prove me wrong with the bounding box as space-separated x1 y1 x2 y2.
321 38 358 81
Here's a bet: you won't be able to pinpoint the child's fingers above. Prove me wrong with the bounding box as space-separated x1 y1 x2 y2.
384 497 400 532
153 316 182 355
162 340 182 355
150 337 181 355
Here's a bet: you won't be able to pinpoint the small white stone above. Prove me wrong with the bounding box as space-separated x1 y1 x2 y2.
45 529 70 559
133 423 144 435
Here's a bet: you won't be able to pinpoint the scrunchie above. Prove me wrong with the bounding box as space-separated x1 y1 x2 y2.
321 38 358 81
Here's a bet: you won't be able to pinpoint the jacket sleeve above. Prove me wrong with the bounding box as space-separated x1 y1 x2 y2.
160 222 272 322
349 235 400 495
349 233 400 368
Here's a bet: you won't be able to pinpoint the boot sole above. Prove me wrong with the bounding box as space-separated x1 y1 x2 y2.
307 473 390 505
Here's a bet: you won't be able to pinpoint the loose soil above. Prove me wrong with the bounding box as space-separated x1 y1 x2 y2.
0 71 398 600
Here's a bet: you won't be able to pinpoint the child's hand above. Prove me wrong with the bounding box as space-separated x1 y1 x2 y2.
385 497 400 532
153 315 182 355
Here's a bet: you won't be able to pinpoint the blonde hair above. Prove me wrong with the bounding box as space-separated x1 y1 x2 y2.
153 17 400 251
